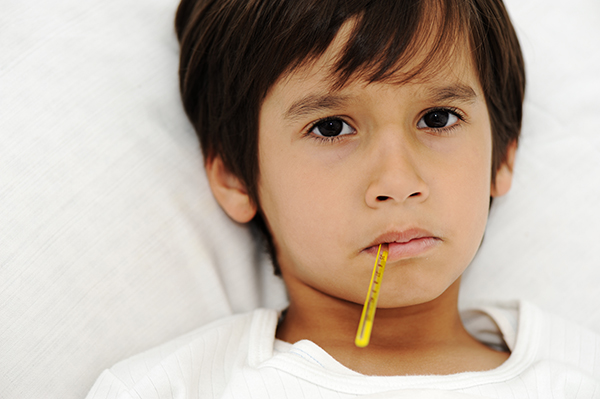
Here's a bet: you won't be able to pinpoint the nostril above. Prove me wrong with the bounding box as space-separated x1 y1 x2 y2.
374 191 422 202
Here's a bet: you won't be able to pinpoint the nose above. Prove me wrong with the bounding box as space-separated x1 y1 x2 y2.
364 132 429 208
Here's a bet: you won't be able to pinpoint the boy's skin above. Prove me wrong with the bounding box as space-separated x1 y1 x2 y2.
207 22 516 376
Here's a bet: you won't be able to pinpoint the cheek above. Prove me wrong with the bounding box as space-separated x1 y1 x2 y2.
443 130 493 253
258 145 348 266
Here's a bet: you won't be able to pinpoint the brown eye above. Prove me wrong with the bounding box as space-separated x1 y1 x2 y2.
417 110 459 129
424 111 449 127
311 118 354 137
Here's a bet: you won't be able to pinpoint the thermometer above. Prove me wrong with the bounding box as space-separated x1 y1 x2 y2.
355 243 389 348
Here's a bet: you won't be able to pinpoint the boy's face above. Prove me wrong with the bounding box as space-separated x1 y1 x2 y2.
255 35 510 308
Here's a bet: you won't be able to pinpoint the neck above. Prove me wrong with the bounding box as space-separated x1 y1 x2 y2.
276 278 508 375
278 278 465 348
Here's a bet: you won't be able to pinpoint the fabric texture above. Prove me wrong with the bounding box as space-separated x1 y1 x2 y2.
85 301 600 398
0 1 287 397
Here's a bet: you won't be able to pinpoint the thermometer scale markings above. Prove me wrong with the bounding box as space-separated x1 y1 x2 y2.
355 243 389 348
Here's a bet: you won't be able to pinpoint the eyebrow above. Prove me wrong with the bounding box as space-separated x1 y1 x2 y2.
283 93 351 121
282 83 478 121
425 83 478 104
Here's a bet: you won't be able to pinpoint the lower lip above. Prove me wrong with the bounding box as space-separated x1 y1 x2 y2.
364 237 440 261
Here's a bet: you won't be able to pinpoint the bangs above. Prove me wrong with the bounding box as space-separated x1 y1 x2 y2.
281 0 470 91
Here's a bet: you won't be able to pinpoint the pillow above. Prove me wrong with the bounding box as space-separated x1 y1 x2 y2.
460 0 600 326
0 2 287 398
1 0 598 398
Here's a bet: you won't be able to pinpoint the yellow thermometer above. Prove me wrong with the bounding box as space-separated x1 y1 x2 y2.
355 243 389 348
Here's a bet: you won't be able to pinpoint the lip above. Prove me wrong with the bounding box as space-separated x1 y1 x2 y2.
362 228 441 261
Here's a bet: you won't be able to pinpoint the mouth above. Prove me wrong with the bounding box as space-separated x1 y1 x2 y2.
363 229 441 261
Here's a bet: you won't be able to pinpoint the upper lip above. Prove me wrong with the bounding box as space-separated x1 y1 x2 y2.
364 228 437 250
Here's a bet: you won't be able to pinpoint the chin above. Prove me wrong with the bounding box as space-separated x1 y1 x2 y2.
377 284 454 309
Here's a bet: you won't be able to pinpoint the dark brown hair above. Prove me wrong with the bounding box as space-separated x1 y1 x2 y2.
175 0 525 274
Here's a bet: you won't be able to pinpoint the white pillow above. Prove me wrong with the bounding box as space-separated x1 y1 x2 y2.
1 0 598 398
0 2 287 398
460 0 600 326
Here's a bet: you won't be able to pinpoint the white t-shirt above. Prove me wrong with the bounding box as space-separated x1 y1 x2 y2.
86 301 600 398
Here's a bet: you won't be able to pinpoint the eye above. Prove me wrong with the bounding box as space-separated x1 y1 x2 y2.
417 109 460 129
310 117 355 138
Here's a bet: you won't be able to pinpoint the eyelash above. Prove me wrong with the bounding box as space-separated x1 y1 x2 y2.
304 107 467 143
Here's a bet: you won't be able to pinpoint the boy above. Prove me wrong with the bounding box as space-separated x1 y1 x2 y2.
87 0 600 397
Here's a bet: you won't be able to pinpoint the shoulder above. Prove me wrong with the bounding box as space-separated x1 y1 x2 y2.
521 301 600 369
515 301 600 395
464 300 600 396
473 301 600 378
85 308 280 398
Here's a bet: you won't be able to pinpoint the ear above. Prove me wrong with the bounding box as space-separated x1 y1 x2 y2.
491 140 517 198
205 156 257 223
